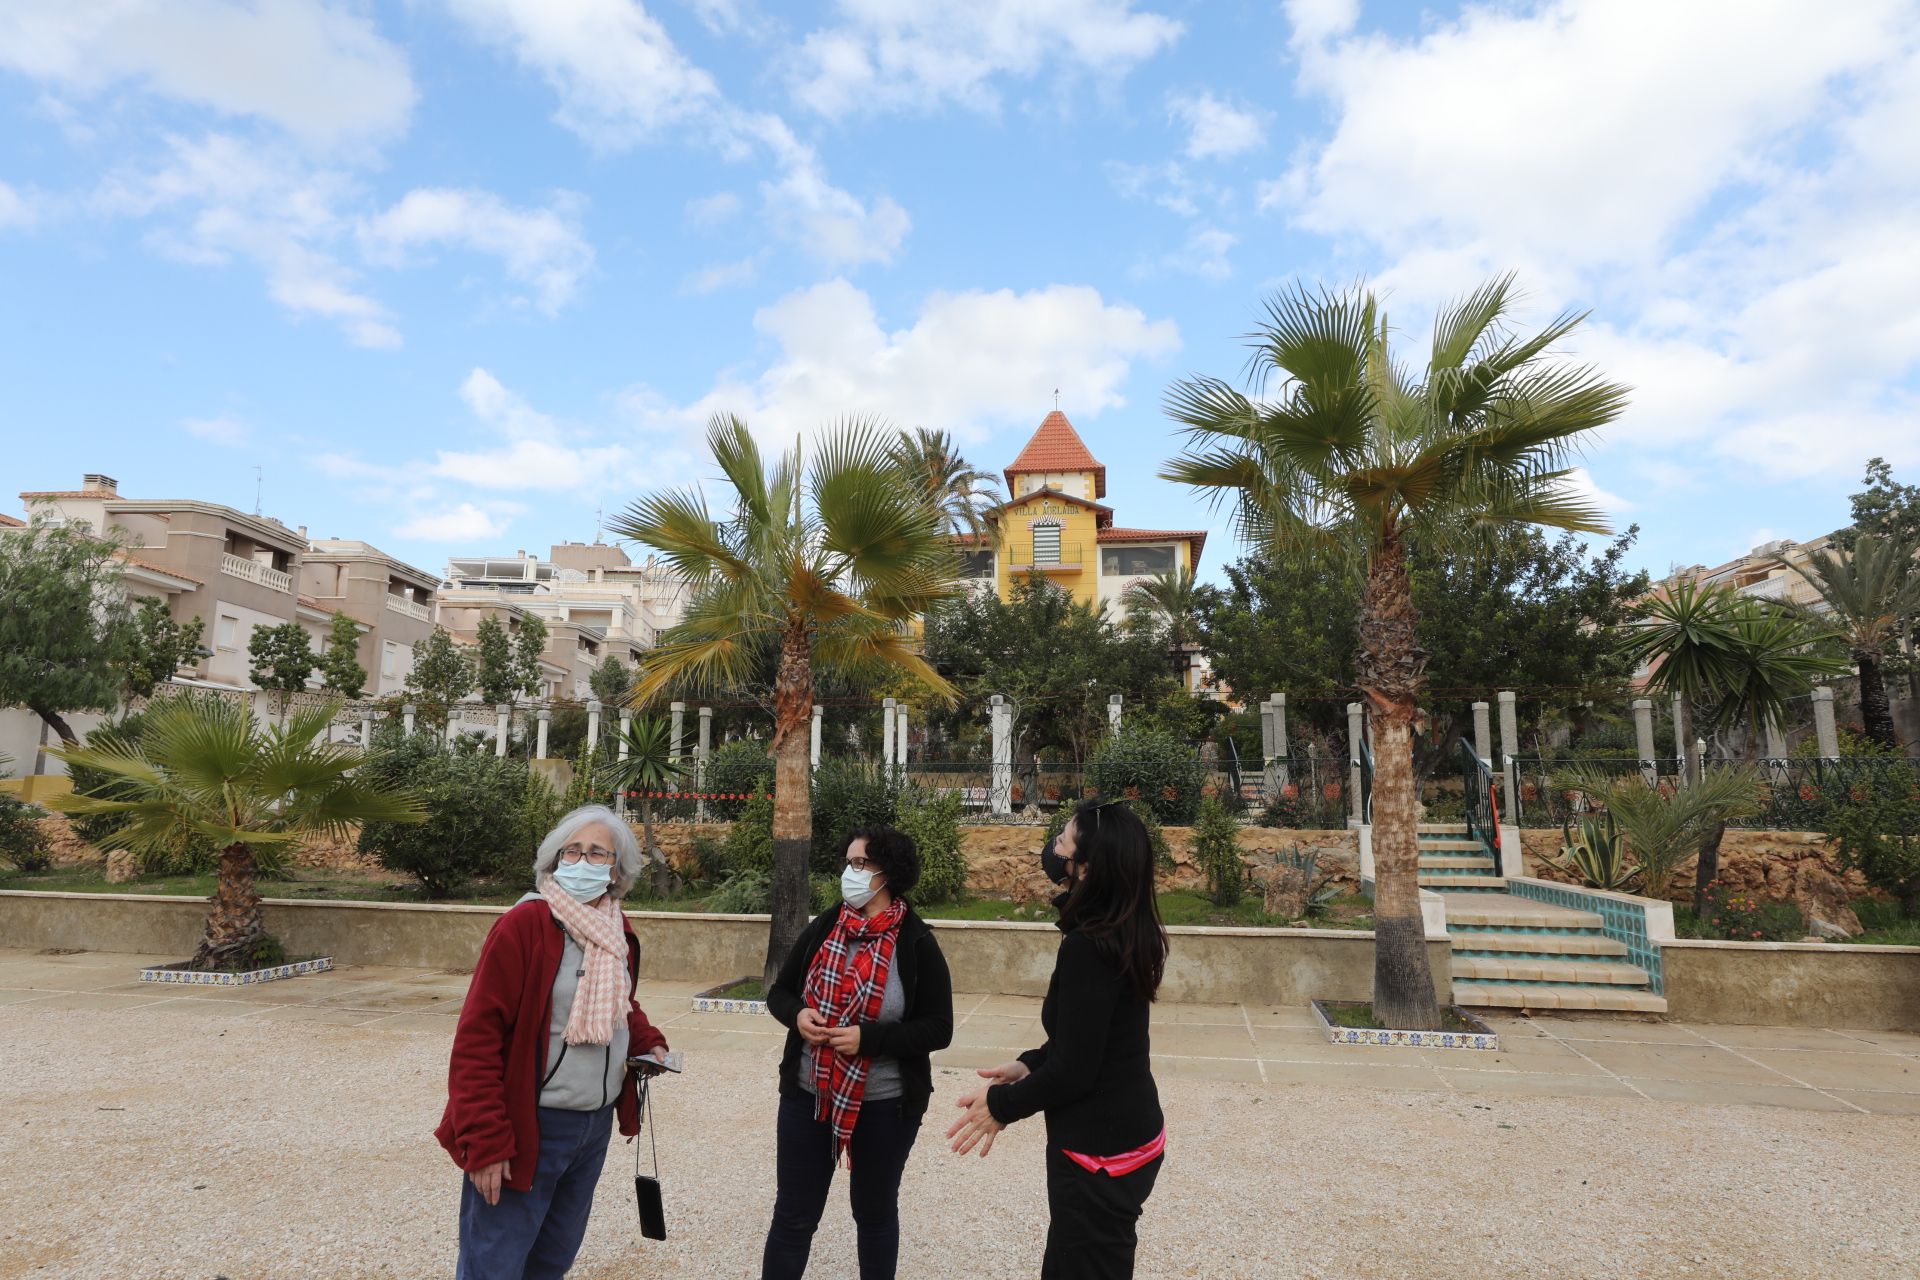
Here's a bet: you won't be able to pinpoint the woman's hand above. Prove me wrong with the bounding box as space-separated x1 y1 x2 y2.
976 1060 1029 1086
945 1090 1006 1157
822 1024 863 1056
796 1007 830 1044
469 1160 509 1206
631 1045 670 1077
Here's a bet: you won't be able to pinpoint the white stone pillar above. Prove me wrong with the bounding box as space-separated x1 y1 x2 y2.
669 700 685 764
1472 700 1491 763
359 716 373 748
1346 702 1365 825
1763 714 1787 762
895 703 909 777
495 704 511 758
1633 697 1657 786
1672 691 1690 786
697 706 712 822
882 697 897 771
1812 686 1840 759
1264 692 1289 796
989 695 1013 815
810 705 824 769
402 703 416 737
535 707 551 760
1107 694 1122 732
586 699 602 755
1497 690 1519 819
445 715 458 747
617 712 633 761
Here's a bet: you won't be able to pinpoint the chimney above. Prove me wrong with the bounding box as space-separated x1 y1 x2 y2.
83 473 118 495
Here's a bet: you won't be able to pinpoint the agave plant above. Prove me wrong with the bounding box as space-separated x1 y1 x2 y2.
1544 810 1636 892
1550 765 1759 901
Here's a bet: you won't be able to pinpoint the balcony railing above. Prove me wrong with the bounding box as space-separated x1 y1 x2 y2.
1008 541 1084 572
385 595 432 622
220 552 291 593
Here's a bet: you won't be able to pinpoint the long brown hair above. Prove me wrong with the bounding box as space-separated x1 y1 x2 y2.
1059 801 1168 1001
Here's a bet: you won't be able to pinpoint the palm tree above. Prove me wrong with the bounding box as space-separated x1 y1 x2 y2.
1619 580 1844 906
1121 568 1211 648
891 426 1002 545
613 415 961 984
48 696 423 970
1162 275 1629 1030
1778 535 1920 749
1553 764 1760 900
604 714 684 876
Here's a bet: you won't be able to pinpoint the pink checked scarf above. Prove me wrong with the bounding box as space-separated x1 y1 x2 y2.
538 879 629 1046
802 900 906 1161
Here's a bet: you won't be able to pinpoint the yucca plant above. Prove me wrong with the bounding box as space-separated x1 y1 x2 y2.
612 415 961 983
1551 765 1760 900
1777 535 1920 750
1163 275 1629 1029
48 696 424 970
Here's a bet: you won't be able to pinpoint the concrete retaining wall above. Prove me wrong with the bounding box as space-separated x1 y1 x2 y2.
1663 939 1920 1032
0 891 1448 1006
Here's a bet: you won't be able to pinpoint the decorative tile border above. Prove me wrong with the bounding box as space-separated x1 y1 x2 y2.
1506 877 1670 994
1310 999 1500 1051
692 978 768 1016
139 957 332 986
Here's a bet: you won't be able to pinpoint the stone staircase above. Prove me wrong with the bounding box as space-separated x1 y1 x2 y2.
1419 822 1666 1013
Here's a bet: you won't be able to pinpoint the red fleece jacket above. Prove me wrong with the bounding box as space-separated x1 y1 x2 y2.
435 899 669 1192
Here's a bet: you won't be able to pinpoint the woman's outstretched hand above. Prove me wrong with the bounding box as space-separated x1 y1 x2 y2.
946 1089 1006 1157
975 1060 1029 1086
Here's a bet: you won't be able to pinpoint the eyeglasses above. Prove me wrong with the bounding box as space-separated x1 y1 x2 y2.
846 855 876 872
559 844 616 866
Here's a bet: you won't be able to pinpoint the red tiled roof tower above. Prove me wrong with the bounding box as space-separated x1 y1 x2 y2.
1004 410 1106 499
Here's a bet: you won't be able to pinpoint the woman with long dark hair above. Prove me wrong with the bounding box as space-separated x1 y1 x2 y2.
947 800 1170 1279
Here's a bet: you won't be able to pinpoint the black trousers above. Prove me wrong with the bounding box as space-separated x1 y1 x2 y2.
1040 1145 1162 1280
762 1090 921 1280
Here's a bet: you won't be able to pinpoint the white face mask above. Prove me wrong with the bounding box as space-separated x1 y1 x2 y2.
841 864 879 909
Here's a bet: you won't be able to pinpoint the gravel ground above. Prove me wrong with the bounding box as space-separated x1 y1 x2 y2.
3 1001 1918 1279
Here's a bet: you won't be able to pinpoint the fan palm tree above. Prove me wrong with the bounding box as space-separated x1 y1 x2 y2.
1778 535 1920 749
1162 275 1629 1030
603 714 684 876
48 696 423 970
891 426 1002 545
1619 581 1844 905
612 415 961 983
1120 568 1212 649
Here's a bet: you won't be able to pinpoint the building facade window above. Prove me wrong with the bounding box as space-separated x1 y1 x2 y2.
1102 545 1175 576
216 614 239 650
1031 522 1062 565
959 549 995 579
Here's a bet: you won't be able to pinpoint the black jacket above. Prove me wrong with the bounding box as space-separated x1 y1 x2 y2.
985 927 1163 1156
767 904 954 1124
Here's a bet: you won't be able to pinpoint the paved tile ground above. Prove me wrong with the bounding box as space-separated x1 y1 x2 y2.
3 947 1919 1278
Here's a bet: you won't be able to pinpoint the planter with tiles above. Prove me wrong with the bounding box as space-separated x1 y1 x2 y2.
1310 998 1500 1051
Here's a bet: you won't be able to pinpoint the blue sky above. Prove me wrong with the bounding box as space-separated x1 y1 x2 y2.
3 0 1918 584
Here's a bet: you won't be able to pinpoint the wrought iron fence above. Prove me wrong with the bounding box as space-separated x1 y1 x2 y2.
1506 754 1920 833
1460 738 1500 853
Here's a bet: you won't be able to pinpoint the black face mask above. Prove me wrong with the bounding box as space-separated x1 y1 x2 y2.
1040 835 1070 886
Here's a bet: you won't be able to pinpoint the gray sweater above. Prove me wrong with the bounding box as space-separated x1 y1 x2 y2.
522 894 630 1112
801 960 906 1102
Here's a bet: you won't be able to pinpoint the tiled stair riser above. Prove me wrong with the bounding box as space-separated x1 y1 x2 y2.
1505 881 1666 996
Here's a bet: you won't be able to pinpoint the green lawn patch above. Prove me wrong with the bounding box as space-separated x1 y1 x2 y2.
1320 1001 1483 1034
710 977 764 1000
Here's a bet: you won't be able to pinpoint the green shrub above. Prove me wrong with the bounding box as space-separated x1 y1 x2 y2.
1086 725 1206 824
1191 793 1243 907
1700 881 1805 941
723 790 776 874
357 737 553 897
808 759 901 873
683 831 728 885
1824 758 1920 918
896 788 967 904
0 794 52 872
707 867 771 914
704 740 773 820
65 711 218 874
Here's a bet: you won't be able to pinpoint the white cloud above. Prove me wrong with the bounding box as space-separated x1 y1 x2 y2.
361 188 594 314
0 0 414 150
1158 226 1236 280
680 253 764 295
1168 92 1264 161
432 368 635 491
182 415 250 445
1282 0 1358 49
758 142 911 267
396 502 518 541
0 181 33 229
787 0 1184 119
684 190 742 228
621 279 1180 445
1566 466 1633 517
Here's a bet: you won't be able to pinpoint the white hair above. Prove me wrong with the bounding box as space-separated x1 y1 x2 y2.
532 805 644 898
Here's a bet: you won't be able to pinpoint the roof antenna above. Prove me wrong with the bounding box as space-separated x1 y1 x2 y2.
1053 388 1060 410
253 465 263 516
594 505 604 542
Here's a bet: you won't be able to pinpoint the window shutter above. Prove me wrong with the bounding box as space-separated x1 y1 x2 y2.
1032 523 1061 564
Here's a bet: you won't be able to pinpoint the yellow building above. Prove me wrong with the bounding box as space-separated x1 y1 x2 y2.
962 410 1206 617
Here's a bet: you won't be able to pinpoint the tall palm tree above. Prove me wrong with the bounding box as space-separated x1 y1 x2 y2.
1619 580 1844 906
1162 276 1629 1030
1778 535 1920 749
613 415 961 983
1120 568 1212 649
891 426 1002 545
49 696 423 970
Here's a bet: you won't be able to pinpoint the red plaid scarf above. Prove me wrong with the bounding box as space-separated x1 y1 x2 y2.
802 900 907 1162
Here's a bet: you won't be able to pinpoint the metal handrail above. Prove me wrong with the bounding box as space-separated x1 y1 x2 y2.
1358 736 1374 824
1460 737 1499 856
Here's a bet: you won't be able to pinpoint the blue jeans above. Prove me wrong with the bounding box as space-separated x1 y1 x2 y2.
457 1105 616 1280
761 1090 921 1280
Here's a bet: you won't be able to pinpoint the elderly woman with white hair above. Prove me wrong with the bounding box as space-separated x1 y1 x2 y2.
437 804 671 1279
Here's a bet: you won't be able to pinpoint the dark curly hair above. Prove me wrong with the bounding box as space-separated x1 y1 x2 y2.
843 825 920 900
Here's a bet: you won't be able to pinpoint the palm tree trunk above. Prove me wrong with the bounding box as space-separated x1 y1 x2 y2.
1856 649 1898 749
1356 529 1440 1031
764 621 815 987
193 842 265 971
